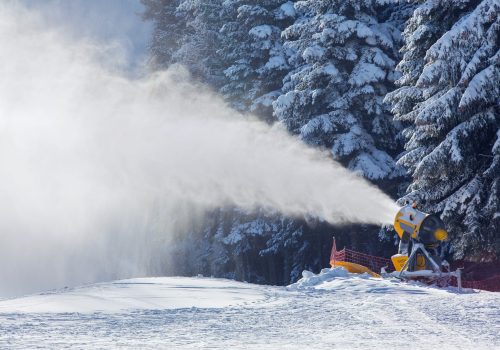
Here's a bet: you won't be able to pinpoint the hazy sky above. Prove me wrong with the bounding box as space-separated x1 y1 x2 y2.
21 0 152 70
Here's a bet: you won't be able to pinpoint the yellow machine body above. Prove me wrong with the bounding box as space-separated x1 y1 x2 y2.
394 205 448 244
394 205 426 240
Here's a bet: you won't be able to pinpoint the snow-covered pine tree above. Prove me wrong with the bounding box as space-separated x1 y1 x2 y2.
198 208 333 285
218 1 295 119
194 0 315 285
273 0 403 182
173 0 227 86
385 0 500 261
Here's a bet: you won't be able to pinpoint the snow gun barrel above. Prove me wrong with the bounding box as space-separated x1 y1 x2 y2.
393 204 448 246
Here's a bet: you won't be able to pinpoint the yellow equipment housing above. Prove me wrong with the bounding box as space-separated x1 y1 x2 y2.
394 204 448 245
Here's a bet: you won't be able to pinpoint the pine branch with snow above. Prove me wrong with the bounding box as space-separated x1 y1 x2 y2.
385 0 500 261
273 0 405 181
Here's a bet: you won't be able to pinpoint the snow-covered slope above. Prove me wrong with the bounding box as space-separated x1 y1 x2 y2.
1 269 498 349
0 277 269 314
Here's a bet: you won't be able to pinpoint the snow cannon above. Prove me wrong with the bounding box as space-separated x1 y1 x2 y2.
393 203 448 255
390 203 461 289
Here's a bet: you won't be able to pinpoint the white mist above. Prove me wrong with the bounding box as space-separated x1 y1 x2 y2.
0 3 398 297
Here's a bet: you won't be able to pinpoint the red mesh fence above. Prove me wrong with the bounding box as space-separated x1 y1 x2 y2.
330 244 395 273
449 275 500 292
330 238 500 292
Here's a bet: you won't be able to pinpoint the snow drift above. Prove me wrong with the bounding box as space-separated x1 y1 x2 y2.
0 2 398 297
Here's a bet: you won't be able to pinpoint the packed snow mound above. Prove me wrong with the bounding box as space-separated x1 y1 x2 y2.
288 267 368 289
288 267 469 295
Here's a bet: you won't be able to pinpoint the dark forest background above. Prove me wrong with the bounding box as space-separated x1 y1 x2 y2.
141 0 499 285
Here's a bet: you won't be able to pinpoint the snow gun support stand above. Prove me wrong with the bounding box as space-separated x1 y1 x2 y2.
389 203 462 291
392 242 462 291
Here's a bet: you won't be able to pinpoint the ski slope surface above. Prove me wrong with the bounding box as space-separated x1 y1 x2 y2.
0 268 498 349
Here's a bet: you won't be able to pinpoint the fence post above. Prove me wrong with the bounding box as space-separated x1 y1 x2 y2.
457 268 462 292
331 236 336 267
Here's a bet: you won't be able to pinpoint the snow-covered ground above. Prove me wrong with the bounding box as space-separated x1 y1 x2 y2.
0 268 498 349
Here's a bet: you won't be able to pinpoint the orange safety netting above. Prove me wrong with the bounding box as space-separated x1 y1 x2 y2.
330 238 500 292
330 238 395 274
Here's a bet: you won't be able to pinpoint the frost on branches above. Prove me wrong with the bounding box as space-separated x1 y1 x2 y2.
219 1 295 118
273 0 404 181
385 0 499 261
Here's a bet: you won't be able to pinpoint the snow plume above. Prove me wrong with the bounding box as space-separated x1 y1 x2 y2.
0 3 398 297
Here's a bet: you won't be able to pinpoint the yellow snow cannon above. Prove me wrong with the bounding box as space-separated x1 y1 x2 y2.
390 203 461 289
394 203 448 250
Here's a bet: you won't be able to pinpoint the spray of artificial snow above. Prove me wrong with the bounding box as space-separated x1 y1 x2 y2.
0 3 399 296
